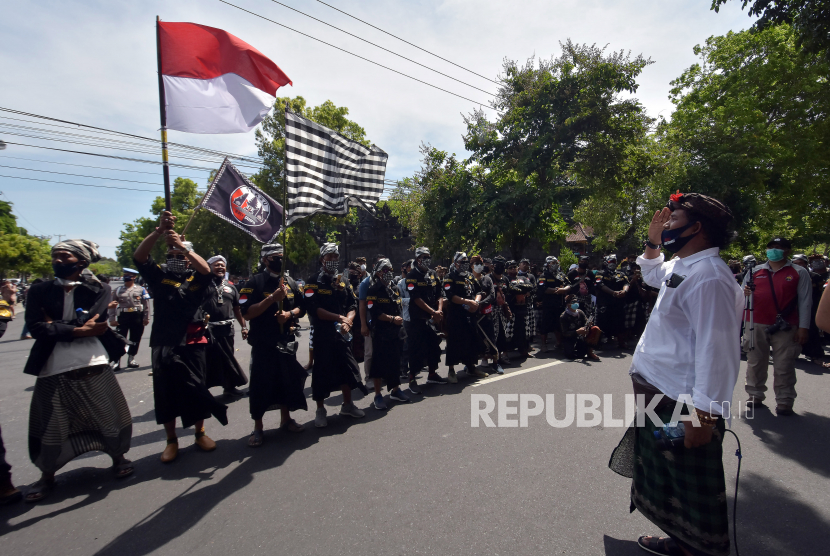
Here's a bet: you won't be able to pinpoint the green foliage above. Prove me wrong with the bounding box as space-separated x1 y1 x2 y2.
557 249 579 269
89 257 121 276
0 201 20 235
0 232 52 277
394 42 654 258
665 24 830 252
712 0 830 60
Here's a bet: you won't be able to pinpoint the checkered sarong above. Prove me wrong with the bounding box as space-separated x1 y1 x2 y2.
526 307 536 338
623 301 639 329
630 404 730 556
496 306 514 341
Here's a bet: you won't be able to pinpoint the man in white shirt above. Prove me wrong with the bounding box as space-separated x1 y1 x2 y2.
621 192 743 556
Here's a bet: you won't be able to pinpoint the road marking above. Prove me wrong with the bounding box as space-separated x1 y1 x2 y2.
473 361 564 387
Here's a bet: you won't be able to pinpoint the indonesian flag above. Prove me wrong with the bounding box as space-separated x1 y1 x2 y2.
158 21 292 134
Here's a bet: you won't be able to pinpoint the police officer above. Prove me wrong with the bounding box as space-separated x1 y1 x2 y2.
404 247 448 392
305 243 368 428
241 243 308 446
107 268 149 369
203 255 249 397
537 256 568 352
595 254 631 349
444 252 488 382
133 211 228 463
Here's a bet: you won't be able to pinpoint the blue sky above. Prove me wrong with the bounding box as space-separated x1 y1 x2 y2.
0 0 755 258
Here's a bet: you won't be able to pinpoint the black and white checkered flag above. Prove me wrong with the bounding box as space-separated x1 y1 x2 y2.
284 108 388 224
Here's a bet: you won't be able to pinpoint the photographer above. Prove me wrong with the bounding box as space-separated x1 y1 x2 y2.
615 192 743 556
742 238 811 416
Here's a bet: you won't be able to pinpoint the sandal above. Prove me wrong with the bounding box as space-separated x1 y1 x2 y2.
24 478 55 504
280 419 305 433
637 536 682 556
113 458 134 479
248 429 264 447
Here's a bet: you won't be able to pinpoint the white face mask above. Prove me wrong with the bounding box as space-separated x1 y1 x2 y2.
360 264 366 272
473 264 484 274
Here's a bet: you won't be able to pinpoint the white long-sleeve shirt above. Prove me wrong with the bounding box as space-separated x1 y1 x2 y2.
631 247 744 417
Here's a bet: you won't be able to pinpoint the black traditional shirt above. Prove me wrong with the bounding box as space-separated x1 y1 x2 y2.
366 279 402 341
594 269 629 304
240 271 304 346
405 267 443 320
537 270 568 309
134 255 212 347
304 270 357 333
560 309 587 338
443 268 475 320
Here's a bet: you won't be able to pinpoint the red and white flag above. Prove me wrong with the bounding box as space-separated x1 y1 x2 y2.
158 21 292 134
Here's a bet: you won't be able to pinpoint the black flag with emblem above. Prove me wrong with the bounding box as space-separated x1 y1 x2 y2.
201 158 284 243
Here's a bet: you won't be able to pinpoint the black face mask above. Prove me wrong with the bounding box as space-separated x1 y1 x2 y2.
122 276 134 283
53 262 81 279
267 257 282 273
349 274 361 287
493 263 505 274
661 220 699 253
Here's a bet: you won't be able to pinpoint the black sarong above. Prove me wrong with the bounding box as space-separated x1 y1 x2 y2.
151 345 228 428
596 299 625 337
205 336 248 390
311 329 365 401
407 318 441 375
445 310 479 367
248 344 308 419
369 329 402 389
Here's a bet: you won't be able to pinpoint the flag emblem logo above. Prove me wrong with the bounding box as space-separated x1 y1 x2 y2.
239 294 248 304
230 186 271 227
444 283 451 290
407 283 414 290
367 301 374 309
304 288 315 297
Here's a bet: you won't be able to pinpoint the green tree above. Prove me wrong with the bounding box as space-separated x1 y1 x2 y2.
0 232 52 277
712 0 830 59
664 24 830 253
89 257 122 277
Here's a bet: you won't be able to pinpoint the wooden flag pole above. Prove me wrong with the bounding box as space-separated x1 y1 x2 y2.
279 133 288 333
155 16 172 211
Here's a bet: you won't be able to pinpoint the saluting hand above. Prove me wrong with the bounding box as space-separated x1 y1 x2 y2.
648 207 671 246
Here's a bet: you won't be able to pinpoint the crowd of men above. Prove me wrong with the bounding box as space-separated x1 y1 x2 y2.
3 191 830 556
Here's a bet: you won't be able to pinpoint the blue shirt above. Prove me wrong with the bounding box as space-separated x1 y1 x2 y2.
358 276 371 300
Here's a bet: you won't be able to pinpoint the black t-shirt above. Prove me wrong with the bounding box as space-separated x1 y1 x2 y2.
367 279 401 340
595 269 629 303
560 309 587 338
134 255 212 347
203 279 240 322
304 270 357 333
504 274 535 306
473 273 496 316
239 272 305 346
405 267 443 320
537 270 568 308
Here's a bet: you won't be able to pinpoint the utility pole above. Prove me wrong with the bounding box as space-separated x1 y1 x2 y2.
54 234 66 243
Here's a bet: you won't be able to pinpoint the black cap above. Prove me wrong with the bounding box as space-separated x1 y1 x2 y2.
767 237 792 249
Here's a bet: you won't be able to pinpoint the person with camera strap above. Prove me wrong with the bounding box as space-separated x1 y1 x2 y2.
741 237 811 416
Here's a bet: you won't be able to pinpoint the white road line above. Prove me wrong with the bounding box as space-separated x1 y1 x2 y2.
472 360 564 387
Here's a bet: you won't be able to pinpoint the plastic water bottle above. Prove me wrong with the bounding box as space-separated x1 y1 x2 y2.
335 322 352 342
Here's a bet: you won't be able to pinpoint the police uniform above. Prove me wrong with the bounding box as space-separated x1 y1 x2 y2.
404 262 444 375
241 268 308 420
203 278 248 392
305 267 365 401
0 299 12 339
594 267 629 339
135 254 228 428
366 277 403 390
443 265 479 369
108 271 149 364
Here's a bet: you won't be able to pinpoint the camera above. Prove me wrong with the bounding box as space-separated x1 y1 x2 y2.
766 314 791 336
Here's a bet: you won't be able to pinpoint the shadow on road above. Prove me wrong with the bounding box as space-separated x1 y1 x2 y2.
741 408 830 477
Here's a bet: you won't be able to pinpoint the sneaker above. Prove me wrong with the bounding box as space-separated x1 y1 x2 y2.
491 363 505 375
408 380 422 395
389 389 411 403
373 394 388 410
223 387 245 398
775 405 794 416
127 357 139 368
314 408 328 428
340 402 365 418
426 373 448 385
447 368 458 384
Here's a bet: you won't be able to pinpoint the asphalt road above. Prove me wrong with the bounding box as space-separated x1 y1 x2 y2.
1 306 828 555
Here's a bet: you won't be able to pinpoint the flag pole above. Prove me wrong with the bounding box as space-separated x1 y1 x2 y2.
278 125 288 333
156 16 172 211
